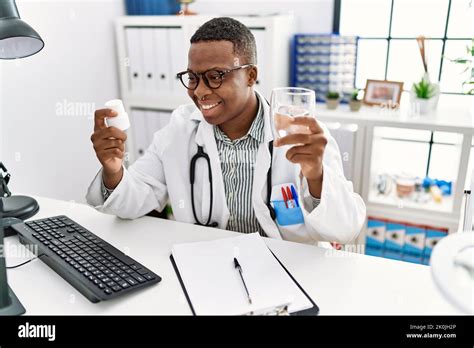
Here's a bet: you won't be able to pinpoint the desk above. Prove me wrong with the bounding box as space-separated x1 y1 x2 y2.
4 196 459 315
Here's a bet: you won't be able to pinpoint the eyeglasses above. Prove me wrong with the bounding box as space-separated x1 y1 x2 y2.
176 64 254 90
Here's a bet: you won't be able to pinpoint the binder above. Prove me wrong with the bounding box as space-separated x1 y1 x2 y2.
144 110 158 145
156 111 172 130
125 28 146 94
168 27 188 97
153 28 172 93
130 109 149 159
140 28 159 96
145 110 170 142
170 234 319 316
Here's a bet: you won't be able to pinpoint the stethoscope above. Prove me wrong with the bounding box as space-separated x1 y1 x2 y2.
190 141 276 227
190 98 276 227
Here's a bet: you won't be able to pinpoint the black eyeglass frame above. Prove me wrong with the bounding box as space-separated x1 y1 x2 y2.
176 64 255 90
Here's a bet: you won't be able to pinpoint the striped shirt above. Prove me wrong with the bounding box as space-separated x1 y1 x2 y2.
213 98 266 236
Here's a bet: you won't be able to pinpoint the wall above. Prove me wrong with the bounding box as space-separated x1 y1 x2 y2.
192 0 334 33
0 0 125 203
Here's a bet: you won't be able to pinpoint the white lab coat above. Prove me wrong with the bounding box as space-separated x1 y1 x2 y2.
86 91 366 245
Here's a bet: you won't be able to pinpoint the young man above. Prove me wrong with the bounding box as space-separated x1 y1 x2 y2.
86 17 366 245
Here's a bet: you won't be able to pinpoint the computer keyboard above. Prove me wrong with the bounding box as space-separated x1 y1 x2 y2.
11 215 161 303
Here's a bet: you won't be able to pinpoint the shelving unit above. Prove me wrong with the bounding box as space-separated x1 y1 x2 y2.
291 34 358 103
314 103 474 244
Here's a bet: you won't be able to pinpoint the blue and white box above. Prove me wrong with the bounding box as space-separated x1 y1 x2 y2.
384 249 403 261
384 222 406 252
365 218 386 249
403 225 426 256
403 253 423 264
423 228 448 260
365 246 384 257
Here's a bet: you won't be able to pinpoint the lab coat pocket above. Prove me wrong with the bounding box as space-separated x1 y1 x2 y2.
270 182 304 228
272 200 304 226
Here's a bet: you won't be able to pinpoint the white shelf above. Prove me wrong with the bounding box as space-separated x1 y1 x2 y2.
368 188 454 214
315 103 474 135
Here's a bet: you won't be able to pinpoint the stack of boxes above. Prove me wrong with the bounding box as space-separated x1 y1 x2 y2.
291 34 358 103
365 217 448 265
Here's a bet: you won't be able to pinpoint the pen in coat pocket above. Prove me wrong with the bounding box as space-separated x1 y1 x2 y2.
290 185 299 207
281 187 289 208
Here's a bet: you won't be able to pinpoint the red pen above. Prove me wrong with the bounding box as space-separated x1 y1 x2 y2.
281 187 289 208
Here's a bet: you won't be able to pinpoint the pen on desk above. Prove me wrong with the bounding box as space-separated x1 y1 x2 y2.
234 257 252 304
281 187 289 208
290 185 299 207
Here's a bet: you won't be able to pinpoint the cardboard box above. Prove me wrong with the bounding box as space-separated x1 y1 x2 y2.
423 227 448 261
403 224 426 256
366 217 386 249
385 222 406 252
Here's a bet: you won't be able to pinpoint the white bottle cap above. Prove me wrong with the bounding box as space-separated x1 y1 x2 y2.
105 99 130 131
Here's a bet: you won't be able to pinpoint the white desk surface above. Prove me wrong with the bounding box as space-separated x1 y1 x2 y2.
4 196 459 315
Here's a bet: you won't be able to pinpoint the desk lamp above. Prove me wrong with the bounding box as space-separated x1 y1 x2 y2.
0 0 44 315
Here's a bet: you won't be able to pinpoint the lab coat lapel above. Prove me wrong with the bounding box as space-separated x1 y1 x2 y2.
193 110 229 228
252 91 282 240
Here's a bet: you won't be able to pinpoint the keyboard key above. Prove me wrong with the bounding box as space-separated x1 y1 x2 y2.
119 281 130 289
112 286 122 292
131 273 146 283
104 289 112 295
125 277 138 286
143 274 156 281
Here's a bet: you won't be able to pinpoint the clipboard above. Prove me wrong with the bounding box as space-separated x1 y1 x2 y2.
170 250 320 316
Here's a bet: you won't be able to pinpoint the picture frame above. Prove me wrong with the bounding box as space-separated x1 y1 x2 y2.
363 79 404 107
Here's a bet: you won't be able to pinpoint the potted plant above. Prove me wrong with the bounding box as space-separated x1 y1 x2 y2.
411 77 437 114
349 89 362 112
325 91 340 110
447 38 473 95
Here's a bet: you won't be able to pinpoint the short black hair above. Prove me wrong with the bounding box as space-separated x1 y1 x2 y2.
190 17 257 64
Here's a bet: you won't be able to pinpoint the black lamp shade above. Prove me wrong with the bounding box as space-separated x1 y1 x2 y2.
0 0 44 59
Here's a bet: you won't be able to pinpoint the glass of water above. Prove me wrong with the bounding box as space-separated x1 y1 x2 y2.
271 87 316 138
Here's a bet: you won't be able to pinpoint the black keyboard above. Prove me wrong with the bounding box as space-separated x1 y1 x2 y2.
11 215 161 303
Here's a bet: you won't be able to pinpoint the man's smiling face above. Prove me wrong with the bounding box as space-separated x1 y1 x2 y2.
187 40 257 126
